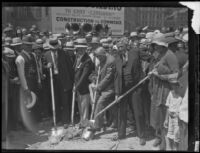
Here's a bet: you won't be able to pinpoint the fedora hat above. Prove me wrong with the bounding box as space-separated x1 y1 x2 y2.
49 37 61 49
22 36 34 45
64 41 75 50
11 37 23 46
3 47 16 58
32 43 43 50
75 38 88 48
24 91 37 109
4 37 12 46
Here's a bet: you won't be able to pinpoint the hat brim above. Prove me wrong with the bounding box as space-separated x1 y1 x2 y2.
75 45 88 48
23 42 33 45
11 43 23 46
64 47 75 50
152 41 168 47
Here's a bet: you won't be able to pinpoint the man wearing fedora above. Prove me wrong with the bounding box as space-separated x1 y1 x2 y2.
44 37 74 125
90 47 116 134
89 37 100 69
74 38 94 127
63 41 76 65
15 35 40 122
113 40 146 146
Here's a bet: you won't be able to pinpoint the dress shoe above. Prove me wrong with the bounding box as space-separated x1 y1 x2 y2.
139 138 146 146
153 137 162 147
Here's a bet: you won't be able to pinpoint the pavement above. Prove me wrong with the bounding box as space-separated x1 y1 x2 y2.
2 119 160 150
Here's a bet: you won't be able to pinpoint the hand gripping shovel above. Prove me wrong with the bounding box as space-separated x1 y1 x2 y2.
82 66 101 140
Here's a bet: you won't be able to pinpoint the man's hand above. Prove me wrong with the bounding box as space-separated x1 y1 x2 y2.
93 86 100 92
163 120 168 129
47 63 53 69
23 89 32 104
10 77 20 84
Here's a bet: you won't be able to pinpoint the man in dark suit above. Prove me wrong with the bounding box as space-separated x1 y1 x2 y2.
44 37 74 125
74 38 94 126
113 41 146 145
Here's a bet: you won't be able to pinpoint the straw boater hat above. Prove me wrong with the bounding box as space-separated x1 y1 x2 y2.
11 37 23 46
3 27 13 33
64 41 75 50
130 32 137 38
75 38 88 48
3 47 16 58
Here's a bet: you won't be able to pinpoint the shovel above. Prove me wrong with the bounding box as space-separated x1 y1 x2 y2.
49 66 64 141
82 66 101 140
89 75 151 128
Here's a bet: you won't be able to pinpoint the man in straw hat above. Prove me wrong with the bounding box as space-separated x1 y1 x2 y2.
74 38 94 127
148 36 179 149
43 37 74 125
63 41 76 65
15 35 40 123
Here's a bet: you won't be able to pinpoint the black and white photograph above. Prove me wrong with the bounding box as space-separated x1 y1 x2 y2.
1 2 199 151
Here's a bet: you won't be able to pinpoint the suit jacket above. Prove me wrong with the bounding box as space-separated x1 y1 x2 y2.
97 54 116 93
114 48 144 96
44 48 74 92
74 53 94 95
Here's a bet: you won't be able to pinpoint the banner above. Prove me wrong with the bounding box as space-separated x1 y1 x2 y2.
51 7 124 35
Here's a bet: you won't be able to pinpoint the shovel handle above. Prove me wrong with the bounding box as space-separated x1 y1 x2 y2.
50 67 56 127
71 85 76 125
94 75 150 119
90 66 101 119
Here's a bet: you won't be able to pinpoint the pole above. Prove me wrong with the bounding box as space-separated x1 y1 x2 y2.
90 66 101 119
50 67 56 127
71 85 76 125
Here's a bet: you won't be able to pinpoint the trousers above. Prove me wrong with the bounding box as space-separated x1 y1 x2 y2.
118 86 145 139
94 90 115 129
77 92 90 123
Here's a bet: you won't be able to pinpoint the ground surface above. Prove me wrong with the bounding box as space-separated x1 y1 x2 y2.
2 119 160 150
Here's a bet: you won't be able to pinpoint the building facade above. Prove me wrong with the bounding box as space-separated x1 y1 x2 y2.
2 6 188 34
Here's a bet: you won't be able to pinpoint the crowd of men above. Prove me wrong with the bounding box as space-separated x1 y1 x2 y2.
2 23 190 150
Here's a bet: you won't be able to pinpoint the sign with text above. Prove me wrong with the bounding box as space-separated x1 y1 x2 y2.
51 7 124 35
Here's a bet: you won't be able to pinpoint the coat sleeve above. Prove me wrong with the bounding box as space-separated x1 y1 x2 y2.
15 55 28 90
97 62 116 92
75 60 93 91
